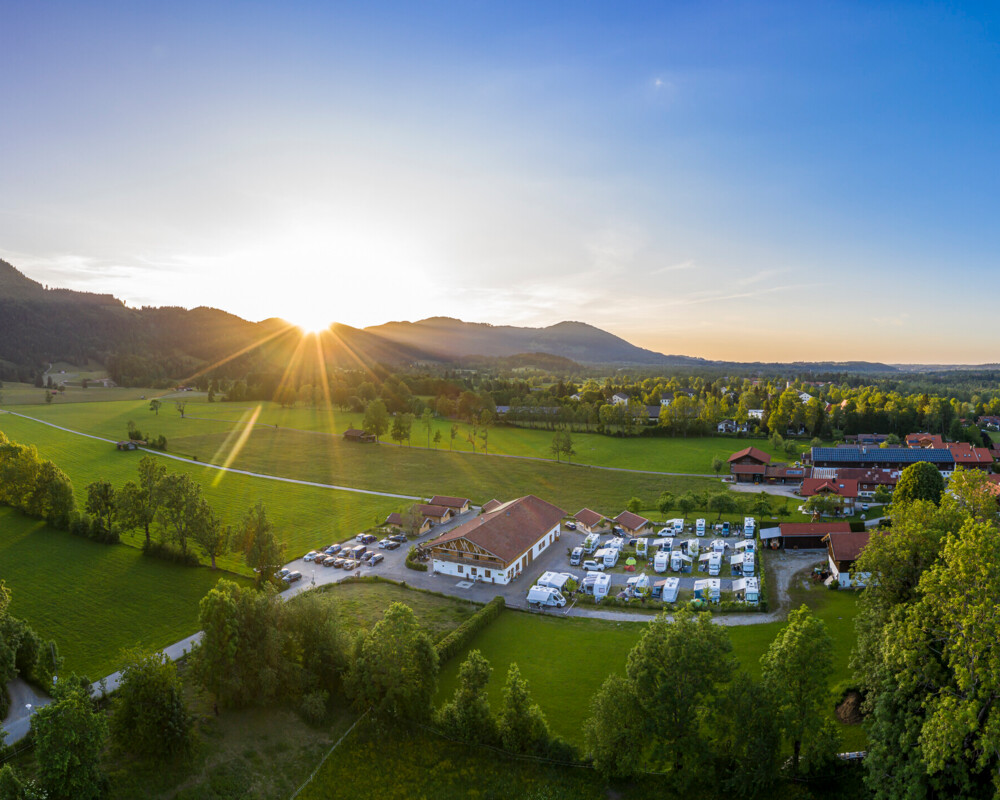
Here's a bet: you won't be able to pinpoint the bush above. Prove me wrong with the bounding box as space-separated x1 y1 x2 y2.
828 579 840 590
436 596 505 663
405 546 428 572
142 540 201 567
69 512 92 538
299 689 329 726
88 517 119 545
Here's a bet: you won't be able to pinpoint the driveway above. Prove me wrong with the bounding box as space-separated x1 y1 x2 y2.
1 677 52 745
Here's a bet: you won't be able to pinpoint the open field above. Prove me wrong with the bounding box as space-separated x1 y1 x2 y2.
311 579 481 641
0 507 250 680
436 584 865 749
0 412 401 569
0 380 151 405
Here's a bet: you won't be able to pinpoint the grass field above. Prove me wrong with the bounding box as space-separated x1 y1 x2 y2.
0 507 250 680
436 583 865 749
0 412 401 569
311 579 481 641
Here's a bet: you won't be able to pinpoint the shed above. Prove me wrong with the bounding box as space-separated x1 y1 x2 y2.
614 510 651 535
779 522 852 549
343 428 376 443
574 508 606 534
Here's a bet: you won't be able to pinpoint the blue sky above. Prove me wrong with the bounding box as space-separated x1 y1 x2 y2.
2 1 999 362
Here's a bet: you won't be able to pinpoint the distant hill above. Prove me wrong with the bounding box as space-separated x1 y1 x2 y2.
366 317 704 366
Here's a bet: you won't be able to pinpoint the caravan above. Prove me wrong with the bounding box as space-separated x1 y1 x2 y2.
731 576 760 605
742 552 755 576
684 538 700 557
594 547 619 569
711 538 727 553
707 551 722 577
653 550 670 573
582 533 601 554
625 572 651 597
696 518 706 536
693 578 721 603
663 518 685 535
537 571 577 592
527 585 567 607
671 551 693 573
654 576 680 603
636 538 648 558
581 572 611 601
744 517 756 539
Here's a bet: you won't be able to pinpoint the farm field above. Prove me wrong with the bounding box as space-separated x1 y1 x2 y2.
435 583 865 749
0 412 400 570
0 507 250 680
9 394 803 474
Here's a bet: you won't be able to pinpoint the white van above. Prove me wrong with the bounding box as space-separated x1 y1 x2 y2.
653 550 670 573
696 518 706 535
665 518 685 534
527 586 566 607
569 547 583 566
582 533 600 554
708 551 722 577
744 517 756 539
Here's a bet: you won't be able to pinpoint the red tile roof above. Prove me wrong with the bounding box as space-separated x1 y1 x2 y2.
780 522 852 537
801 478 858 499
574 508 605 528
728 446 772 464
823 531 870 563
430 495 471 509
731 464 767 475
482 499 502 513
418 504 452 519
431 495 566 564
614 510 650 530
385 512 403 526
946 443 994 465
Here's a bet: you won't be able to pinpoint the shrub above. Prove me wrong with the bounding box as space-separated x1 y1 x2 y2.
405 546 428 572
828 579 840 590
142 540 201 567
436 596 505 663
299 689 329 726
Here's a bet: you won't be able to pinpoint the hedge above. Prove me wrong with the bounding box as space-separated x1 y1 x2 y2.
405 546 428 572
435 595 505 663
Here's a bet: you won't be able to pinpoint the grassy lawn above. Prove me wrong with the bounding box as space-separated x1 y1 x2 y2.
0 507 250 680
309 579 481 641
0 412 400 568
436 589 865 749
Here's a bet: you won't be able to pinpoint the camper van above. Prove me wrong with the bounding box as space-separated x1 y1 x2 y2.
605 537 625 552
537 571 577 592
732 577 760 604
708 551 722 577
743 552 755 576
670 551 692 572
653 550 670 573
665 518 685 534
582 533 600 554
711 538 726 553
569 547 583 566
599 547 620 568
744 517 756 539
581 572 611 601
696 518 706 536
655 576 680 603
685 538 700 557
636 538 648 558
693 578 721 603
527 585 567 607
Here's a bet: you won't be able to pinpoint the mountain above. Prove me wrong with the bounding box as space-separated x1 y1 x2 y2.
366 317 705 366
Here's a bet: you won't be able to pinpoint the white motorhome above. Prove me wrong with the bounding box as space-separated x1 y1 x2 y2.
654 576 680 603
653 550 670 573
605 536 625 552
569 547 583 566
744 517 756 539
708 551 722 577
734 540 755 552
635 538 648 558
537 571 577 592
582 533 601 554
742 552 756 576
711 538 727 553
581 572 611 601
625 572 650 596
594 547 619 568
685 538 700 557
527 585 567 607
693 578 721 603
671 551 693 572
696 518 706 535
665 518 685 534
732 577 760 605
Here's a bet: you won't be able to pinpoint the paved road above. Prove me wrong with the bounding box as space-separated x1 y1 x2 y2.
0 678 52 745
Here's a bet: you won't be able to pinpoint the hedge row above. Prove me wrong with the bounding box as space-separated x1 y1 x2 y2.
435 595 505 663
405 546 428 572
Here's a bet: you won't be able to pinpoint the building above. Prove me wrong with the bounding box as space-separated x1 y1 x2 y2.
946 443 994 471
417 504 454 525
343 428 376 443
574 508 606 534
611 393 630 405
115 440 143 451
823 531 871 588
747 409 764 420
430 495 471 514
614 510 651 535
384 512 432 536
809 446 955 475
481 499 503 513
905 433 945 449
800 478 858 514
428 495 566 584
778 521 853 549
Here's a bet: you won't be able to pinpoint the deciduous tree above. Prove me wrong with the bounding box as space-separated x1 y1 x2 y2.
583 673 643 778
32 678 107 800
110 648 191 759
237 502 285 588
362 399 389 442
435 650 498 745
893 460 944 506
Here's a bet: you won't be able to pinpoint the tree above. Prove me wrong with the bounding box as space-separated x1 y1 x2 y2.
449 424 459 450
149 399 161 416
84 479 116 536
110 648 191 759
893 461 944 506
761 605 837 774
32 678 107 800
433 430 442 448
711 456 725 476
174 400 187 418
156 473 207 554
583 673 643 778
750 491 772 520
657 491 674 516
873 485 893 505
498 662 551 754
194 507 230 569
390 415 408 446
677 491 699 518
345 602 438 723
550 432 564 462
116 456 165 547
627 610 734 779
708 675 782 797
946 467 998 522
802 493 843 519
237 502 285 588
626 496 642 514
435 650 498 745
362 399 390 442
421 408 434 449
707 490 737 521
560 430 575 463
44 390 53 404
273 386 296 408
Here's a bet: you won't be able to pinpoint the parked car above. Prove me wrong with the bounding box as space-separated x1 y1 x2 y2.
358 533 377 545
332 557 346 568
384 541 401 551
361 552 377 565
389 534 409 543
582 560 605 572
564 521 577 530
342 559 357 570
285 571 303 583
569 547 583 566
368 553 384 566
322 555 338 567
276 568 291 580
861 503 870 511
303 551 320 562
378 538 392 548
325 544 342 555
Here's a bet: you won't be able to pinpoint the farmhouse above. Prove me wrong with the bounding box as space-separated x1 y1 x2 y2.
482 499 503 513
430 495 471 514
823 531 871 588
428 495 566 584
343 428 376 443
946 442 994 471
728 446 770 483
808 446 955 475
614 510 650 535
800 478 858 513
574 508 606 534
611 393 630 405
778 521 852 549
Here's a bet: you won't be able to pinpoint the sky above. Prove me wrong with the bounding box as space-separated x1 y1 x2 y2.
3 1 1000 363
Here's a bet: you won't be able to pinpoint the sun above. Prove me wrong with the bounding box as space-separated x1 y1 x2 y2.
291 313 332 335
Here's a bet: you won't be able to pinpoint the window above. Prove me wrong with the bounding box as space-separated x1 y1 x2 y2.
457 564 463 574
484 569 491 577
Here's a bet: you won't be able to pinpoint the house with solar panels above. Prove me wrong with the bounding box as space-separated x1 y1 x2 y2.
807 446 955 476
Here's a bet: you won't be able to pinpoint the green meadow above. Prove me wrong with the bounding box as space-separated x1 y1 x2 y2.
0 507 250 679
